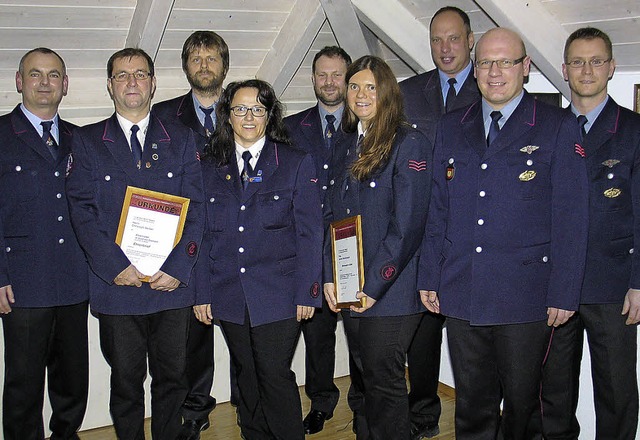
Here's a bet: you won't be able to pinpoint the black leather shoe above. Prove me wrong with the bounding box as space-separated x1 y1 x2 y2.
411 422 440 439
177 418 211 440
303 409 333 435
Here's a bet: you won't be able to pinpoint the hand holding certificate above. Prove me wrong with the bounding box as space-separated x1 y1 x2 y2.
116 186 190 281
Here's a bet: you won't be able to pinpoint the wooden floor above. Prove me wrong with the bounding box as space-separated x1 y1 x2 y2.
78 376 456 439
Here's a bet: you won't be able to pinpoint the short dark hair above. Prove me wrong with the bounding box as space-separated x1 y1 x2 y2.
204 79 290 165
312 46 352 74
181 30 229 76
564 27 613 62
430 6 472 36
19 47 66 75
107 48 154 78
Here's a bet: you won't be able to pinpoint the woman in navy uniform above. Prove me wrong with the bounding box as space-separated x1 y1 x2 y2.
323 56 432 440
194 79 323 440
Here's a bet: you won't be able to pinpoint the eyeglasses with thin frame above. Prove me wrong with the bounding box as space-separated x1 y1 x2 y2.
565 58 611 69
231 105 268 118
110 70 152 82
475 56 526 70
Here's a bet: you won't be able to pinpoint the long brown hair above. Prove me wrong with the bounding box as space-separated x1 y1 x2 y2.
342 56 405 180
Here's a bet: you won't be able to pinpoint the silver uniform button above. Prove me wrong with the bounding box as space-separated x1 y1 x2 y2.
477 219 484 225
15 166 22 172
57 216 63 221
167 172 174 178
238 226 244 232
105 175 111 181
56 193 62 199
346 208 351 214
607 173 614 180
5 247 10 252
209 197 215 202
240 267 246 273
481 163 488 170
58 238 65 244
630 248 635 254
239 247 244 253
54 171 60 177
412 124 417 129
323 164 329 170
322 186 327 190
526 159 533 166
330 179 335 186
475 246 482 253
479 190 486 197
448 158 454 164
273 195 279 200
370 181 376 188
240 205 246 211
542 256 549 263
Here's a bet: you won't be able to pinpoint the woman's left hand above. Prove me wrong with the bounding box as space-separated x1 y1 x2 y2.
350 291 376 313
296 305 316 321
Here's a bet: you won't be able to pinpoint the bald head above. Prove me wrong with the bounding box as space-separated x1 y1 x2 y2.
476 28 526 60
474 27 530 110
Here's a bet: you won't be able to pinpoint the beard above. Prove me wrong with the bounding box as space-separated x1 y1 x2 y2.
187 69 224 95
315 85 345 108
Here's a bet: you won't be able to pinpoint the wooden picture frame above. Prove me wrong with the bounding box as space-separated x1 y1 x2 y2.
330 215 366 308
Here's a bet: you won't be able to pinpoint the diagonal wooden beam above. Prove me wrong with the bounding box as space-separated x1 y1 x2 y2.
125 0 175 59
350 0 434 73
319 0 371 59
256 0 326 96
473 0 571 98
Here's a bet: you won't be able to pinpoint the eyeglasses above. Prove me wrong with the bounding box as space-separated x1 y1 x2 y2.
110 70 152 82
475 56 526 70
231 105 267 118
565 58 611 69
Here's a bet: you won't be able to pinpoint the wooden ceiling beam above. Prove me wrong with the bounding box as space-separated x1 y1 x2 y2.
350 0 434 73
320 0 372 59
256 0 325 96
125 0 175 59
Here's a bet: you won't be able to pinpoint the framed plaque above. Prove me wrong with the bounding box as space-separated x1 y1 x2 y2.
330 215 365 308
115 186 190 281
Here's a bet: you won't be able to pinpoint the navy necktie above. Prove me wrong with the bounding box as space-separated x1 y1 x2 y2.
130 124 143 169
200 106 214 136
41 120 58 160
487 111 502 147
325 114 336 149
356 134 364 155
241 150 253 190
445 77 457 113
577 114 588 138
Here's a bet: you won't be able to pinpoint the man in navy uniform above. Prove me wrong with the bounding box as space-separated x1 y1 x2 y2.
418 28 589 438
283 45 351 435
399 7 480 438
152 30 229 439
0 47 89 440
153 30 228 155
66 48 204 439
542 27 640 440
